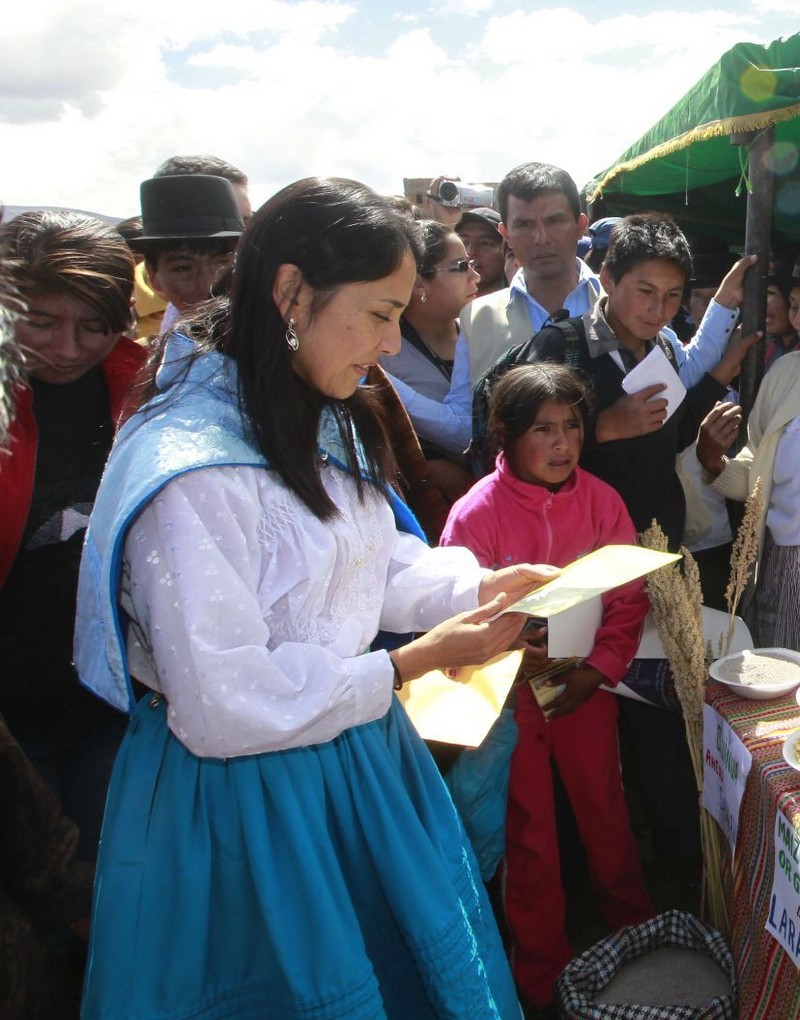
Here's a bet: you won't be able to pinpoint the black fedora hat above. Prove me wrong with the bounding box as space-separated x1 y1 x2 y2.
132 175 245 246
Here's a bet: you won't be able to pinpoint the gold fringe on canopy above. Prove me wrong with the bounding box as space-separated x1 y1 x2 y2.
586 102 800 203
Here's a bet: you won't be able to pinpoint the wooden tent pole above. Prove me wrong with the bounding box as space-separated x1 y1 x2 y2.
731 126 774 434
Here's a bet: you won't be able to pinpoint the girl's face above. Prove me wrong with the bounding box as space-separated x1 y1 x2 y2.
508 398 583 490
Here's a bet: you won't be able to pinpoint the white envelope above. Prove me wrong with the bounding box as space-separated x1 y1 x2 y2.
621 343 686 422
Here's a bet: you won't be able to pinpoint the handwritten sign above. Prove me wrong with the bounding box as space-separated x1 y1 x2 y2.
765 808 800 968
702 704 753 854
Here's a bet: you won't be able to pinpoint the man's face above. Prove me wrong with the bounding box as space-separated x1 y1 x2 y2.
501 192 587 291
600 258 685 351
150 246 236 313
456 221 505 296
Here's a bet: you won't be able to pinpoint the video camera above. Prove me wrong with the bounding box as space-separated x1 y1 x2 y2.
435 179 495 209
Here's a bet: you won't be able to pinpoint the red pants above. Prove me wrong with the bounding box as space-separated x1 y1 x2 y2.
503 684 654 1008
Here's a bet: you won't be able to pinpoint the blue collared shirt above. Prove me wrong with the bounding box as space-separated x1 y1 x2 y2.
509 258 601 331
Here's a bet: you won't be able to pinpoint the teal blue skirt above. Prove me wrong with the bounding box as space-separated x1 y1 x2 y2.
82 696 520 1019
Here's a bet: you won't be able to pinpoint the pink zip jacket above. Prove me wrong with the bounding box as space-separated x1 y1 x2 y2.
441 454 648 684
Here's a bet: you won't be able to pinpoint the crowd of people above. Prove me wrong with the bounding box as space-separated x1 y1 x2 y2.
1 152 798 1020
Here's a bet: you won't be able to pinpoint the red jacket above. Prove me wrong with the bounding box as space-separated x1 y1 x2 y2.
0 337 146 588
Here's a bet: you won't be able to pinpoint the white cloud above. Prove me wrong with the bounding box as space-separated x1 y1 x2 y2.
0 2 138 123
436 0 498 15
471 8 762 185
751 0 798 12
0 2 791 216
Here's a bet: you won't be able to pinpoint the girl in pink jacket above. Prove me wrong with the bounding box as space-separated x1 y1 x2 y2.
441 363 654 1013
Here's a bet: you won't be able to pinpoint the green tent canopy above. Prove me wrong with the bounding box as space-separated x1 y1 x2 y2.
584 35 800 245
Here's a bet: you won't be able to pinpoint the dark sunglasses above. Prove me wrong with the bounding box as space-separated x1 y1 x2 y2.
432 258 476 274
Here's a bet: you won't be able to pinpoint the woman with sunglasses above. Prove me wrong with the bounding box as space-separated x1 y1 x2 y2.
381 221 480 512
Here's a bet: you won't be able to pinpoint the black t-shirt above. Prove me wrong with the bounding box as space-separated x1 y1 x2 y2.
0 368 119 735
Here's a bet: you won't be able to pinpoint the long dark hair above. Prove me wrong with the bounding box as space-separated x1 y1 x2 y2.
0 210 135 334
222 177 422 518
416 220 454 277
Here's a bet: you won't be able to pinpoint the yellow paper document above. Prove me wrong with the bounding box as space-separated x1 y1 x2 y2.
504 544 680 657
398 545 679 747
506 544 680 617
398 650 523 748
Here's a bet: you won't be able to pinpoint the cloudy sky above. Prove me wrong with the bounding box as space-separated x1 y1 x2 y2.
1 1 796 218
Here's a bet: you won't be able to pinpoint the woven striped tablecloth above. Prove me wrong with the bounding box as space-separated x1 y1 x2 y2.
706 681 800 1019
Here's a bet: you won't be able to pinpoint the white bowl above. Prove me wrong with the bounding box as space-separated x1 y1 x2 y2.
708 647 800 700
782 730 800 771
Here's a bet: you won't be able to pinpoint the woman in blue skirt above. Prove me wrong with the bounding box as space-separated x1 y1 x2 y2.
74 178 555 1019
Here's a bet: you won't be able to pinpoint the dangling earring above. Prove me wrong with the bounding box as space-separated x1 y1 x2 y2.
285 317 299 351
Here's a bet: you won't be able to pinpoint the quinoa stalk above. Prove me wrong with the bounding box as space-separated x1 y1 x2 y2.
723 477 763 657
640 521 728 934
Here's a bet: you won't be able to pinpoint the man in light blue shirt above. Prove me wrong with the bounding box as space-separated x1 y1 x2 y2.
460 162 599 383
460 161 739 387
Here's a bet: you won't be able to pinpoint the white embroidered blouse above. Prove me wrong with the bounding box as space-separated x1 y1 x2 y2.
121 461 484 758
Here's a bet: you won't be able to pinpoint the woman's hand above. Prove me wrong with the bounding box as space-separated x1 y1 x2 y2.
696 400 741 476
390 593 530 683
478 563 560 607
541 665 604 720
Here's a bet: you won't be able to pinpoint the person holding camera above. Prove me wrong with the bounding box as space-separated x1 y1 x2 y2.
427 175 495 226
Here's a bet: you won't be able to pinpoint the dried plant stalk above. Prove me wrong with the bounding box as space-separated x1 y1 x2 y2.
723 477 763 656
640 521 728 933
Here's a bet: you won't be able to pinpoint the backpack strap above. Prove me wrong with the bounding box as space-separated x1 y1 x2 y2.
549 317 582 370
654 331 680 373
469 317 586 476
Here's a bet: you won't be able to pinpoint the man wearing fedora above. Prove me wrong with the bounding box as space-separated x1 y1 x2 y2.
131 174 245 335
153 153 252 225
